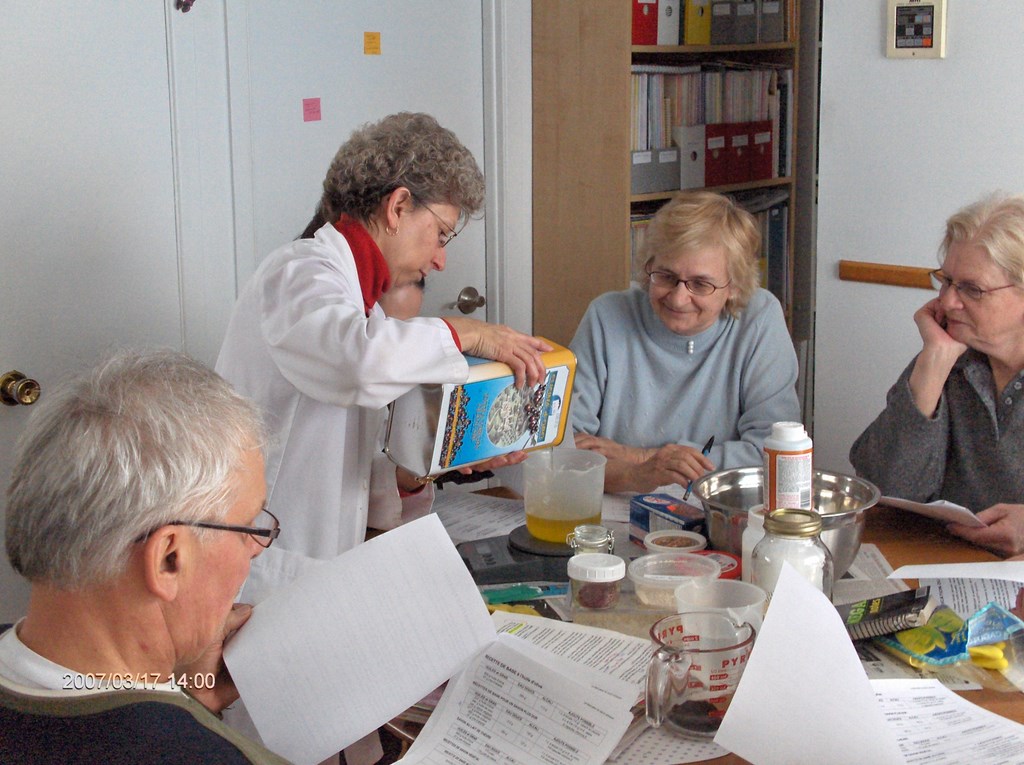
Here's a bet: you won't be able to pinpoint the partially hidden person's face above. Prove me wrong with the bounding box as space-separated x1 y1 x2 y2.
379 279 425 320
647 245 736 336
938 241 1024 356
386 202 460 289
176 447 267 664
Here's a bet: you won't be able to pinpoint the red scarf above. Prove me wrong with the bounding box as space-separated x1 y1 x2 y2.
333 215 390 315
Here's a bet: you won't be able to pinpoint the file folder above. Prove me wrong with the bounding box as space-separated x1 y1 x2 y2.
633 0 658 45
659 0 682 45
757 0 786 43
710 1 735 45
749 120 774 181
631 148 681 194
733 1 758 44
684 0 712 45
673 124 706 189
704 123 730 187
726 122 751 184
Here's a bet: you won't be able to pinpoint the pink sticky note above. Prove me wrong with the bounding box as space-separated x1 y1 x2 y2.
302 98 321 122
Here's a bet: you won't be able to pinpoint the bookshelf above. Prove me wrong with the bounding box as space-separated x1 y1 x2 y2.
532 0 813 348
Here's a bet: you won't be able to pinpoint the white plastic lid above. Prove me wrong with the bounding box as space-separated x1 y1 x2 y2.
567 553 626 582
770 421 807 441
747 504 766 529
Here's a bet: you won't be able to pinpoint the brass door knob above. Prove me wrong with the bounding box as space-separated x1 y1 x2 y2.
1 370 41 406
448 286 486 315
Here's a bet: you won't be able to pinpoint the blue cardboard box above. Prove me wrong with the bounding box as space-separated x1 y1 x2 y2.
384 341 575 480
629 492 706 547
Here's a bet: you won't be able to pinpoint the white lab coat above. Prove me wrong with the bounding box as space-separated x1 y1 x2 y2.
216 222 468 603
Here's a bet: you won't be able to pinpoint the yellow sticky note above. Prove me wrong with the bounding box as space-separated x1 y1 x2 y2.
363 32 381 55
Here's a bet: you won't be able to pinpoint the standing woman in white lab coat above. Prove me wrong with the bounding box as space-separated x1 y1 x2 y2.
216 112 549 603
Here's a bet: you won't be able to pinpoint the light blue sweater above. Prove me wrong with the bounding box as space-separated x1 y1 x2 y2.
569 287 800 470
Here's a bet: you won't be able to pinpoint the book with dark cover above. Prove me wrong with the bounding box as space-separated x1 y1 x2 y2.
834 587 938 640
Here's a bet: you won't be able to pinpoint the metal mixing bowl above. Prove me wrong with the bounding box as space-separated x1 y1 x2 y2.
691 466 880 578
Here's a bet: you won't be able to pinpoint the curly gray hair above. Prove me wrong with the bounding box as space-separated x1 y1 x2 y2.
315 112 485 230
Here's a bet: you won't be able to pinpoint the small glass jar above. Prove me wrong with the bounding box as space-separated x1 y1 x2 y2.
567 553 626 610
567 524 615 555
750 508 833 600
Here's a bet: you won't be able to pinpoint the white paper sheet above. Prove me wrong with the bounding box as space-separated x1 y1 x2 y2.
611 724 726 765
432 489 525 543
489 611 729 765
917 577 1024 617
890 561 1024 583
224 514 496 765
854 641 981 690
833 543 909 605
490 610 651 694
872 678 1024 764
714 564 904 764
399 633 636 765
880 496 985 527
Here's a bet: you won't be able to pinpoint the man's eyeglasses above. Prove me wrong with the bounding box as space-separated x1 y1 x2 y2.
645 264 730 297
137 507 281 548
418 200 463 248
929 269 1017 302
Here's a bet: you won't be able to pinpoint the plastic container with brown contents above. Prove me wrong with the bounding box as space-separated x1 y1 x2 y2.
567 553 626 610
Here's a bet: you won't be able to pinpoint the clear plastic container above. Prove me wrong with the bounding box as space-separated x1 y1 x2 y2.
627 552 721 609
567 553 626 610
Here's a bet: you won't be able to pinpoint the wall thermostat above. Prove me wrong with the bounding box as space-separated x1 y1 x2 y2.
886 0 946 59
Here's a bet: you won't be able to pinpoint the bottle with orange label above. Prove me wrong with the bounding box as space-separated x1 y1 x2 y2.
763 421 813 512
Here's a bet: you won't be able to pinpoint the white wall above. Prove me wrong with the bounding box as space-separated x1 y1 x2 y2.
814 0 1024 472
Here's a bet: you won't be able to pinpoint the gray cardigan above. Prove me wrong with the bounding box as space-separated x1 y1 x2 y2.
849 349 1024 512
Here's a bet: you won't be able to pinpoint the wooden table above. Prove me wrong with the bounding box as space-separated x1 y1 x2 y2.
389 499 1024 762
863 504 1022 725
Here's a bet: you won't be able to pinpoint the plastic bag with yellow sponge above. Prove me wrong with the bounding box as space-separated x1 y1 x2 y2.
965 602 1024 692
874 605 969 667
874 602 1024 691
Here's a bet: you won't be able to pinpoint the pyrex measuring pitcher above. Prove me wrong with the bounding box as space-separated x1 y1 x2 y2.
646 611 755 737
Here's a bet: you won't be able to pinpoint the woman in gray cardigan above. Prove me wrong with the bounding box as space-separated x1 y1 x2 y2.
850 192 1024 558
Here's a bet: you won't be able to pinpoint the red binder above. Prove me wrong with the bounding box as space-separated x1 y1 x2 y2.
633 0 659 45
704 123 730 187
726 122 751 184
748 119 774 181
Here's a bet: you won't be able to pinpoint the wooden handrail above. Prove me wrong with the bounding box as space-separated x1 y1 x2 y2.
838 260 935 290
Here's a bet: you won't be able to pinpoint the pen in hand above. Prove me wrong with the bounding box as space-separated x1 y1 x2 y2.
683 435 715 501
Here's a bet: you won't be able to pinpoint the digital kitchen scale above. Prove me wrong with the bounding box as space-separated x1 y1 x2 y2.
457 524 575 585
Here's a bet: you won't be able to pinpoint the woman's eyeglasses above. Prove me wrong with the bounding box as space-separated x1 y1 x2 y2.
929 269 1016 302
418 201 462 248
645 265 730 297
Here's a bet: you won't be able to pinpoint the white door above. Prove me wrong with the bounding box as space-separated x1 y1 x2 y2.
224 1 489 318
0 4 187 621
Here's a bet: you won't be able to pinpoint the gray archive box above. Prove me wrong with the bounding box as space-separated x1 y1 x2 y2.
711 0 757 44
673 125 706 190
757 0 785 43
631 148 680 194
